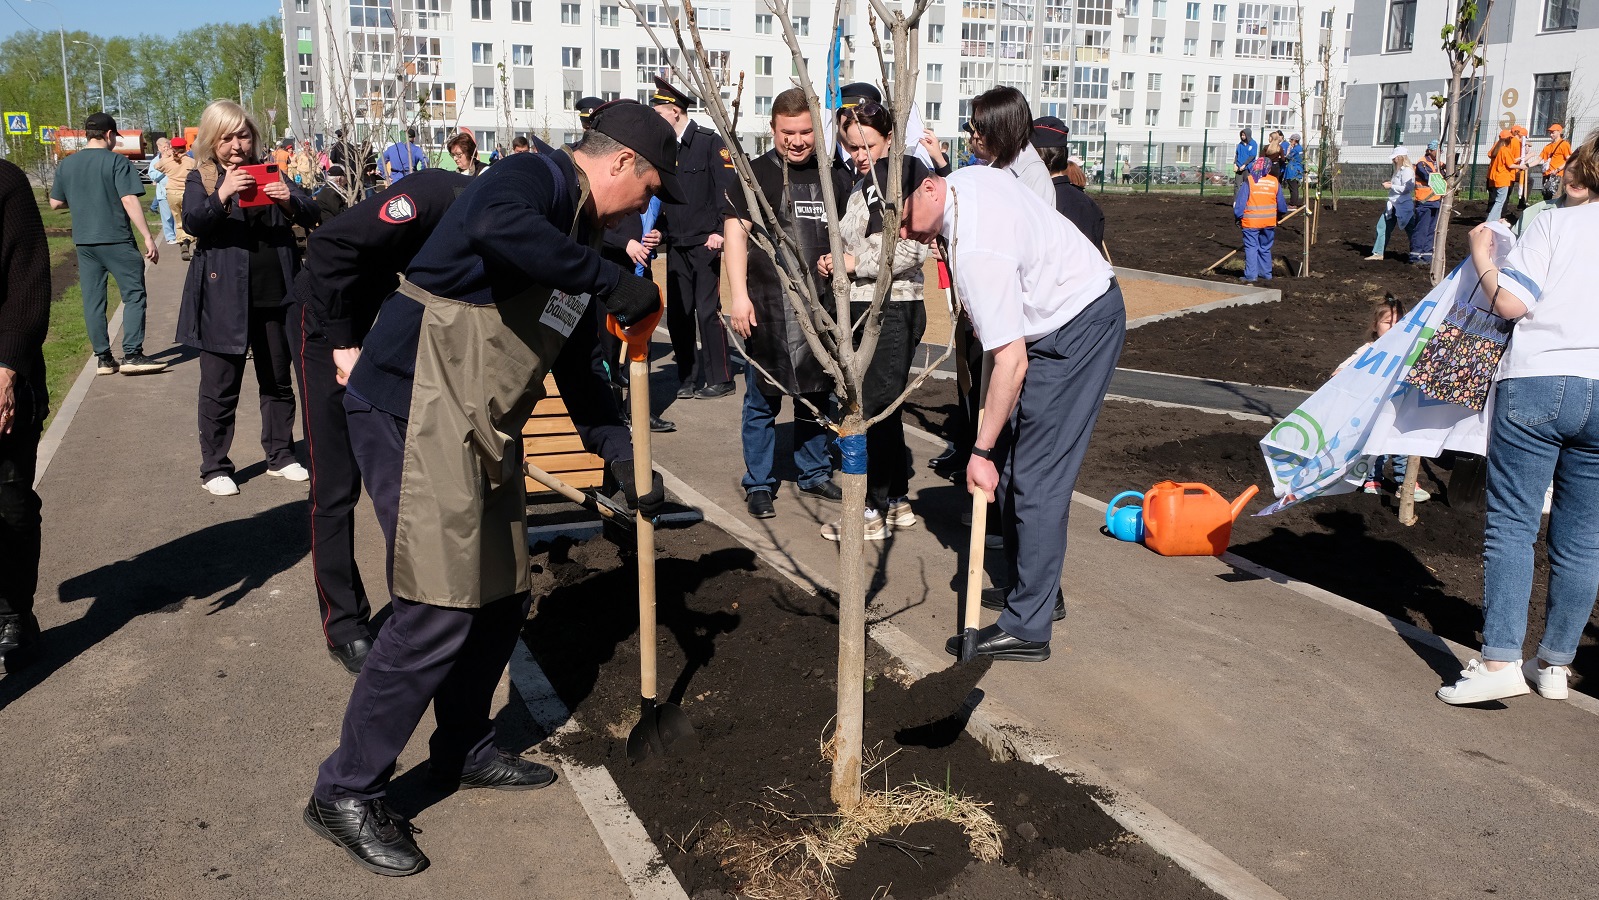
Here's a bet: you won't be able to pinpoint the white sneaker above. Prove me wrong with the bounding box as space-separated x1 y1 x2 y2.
1522 659 1570 700
269 462 310 482
821 512 889 542
886 497 917 528
1437 658 1531 705
203 475 240 497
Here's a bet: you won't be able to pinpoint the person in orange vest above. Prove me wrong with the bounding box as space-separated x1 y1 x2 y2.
1232 156 1286 283
1538 123 1571 201
1485 128 1524 222
1408 140 1443 265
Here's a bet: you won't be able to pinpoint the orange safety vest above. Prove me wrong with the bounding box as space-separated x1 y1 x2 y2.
1241 174 1281 228
1414 158 1440 202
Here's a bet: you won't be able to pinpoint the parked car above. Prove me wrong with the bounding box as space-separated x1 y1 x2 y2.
1127 165 1183 184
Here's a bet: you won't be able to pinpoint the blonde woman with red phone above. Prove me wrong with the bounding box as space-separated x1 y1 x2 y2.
177 99 321 497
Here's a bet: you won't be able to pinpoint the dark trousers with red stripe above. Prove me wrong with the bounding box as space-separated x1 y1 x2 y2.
287 303 373 648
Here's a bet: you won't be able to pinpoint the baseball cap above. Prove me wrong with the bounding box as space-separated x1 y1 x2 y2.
170 137 188 149
898 155 937 200
1549 123 1564 133
1031 115 1070 148
589 100 683 203
84 111 117 134
1389 146 1409 160
1427 139 1440 151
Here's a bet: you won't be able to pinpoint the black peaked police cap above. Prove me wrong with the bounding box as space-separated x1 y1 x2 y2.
589 100 684 204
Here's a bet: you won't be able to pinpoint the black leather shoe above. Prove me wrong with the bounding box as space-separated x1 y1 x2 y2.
303 796 429 877
675 382 697 400
944 623 1050 661
649 415 676 433
434 749 557 792
329 637 373 676
746 489 776 519
695 381 735 399
930 441 960 467
799 479 844 503
979 587 1066 621
0 614 39 675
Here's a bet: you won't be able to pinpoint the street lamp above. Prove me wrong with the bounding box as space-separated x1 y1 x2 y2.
72 40 103 114
22 0 72 126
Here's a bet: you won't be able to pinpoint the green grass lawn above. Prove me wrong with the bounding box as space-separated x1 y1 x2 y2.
33 187 160 429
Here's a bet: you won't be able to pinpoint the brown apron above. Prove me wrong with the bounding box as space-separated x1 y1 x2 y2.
390 158 599 608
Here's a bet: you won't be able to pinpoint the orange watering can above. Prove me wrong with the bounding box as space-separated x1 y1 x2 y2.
1141 482 1259 557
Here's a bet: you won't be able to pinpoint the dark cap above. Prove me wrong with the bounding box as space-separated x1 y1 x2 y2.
575 96 607 123
85 111 117 134
326 164 347 177
839 82 882 107
899 155 936 201
650 76 694 111
590 100 684 204
1031 115 1070 148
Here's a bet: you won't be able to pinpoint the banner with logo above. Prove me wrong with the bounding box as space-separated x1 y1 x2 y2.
1256 225 1515 515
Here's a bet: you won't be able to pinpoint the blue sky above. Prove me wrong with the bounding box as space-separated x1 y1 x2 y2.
0 0 283 40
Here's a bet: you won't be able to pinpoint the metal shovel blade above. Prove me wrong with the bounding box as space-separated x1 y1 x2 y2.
626 696 698 763
958 626 979 663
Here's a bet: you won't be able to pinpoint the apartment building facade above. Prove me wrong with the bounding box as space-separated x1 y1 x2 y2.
278 0 1344 170
1343 0 1594 167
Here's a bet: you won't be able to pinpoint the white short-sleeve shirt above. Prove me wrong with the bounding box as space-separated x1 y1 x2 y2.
940 165 1115 351
1496 202 1599 380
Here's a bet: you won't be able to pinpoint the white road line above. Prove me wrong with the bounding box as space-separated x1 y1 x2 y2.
507 643 690 900
1103 394 1277 424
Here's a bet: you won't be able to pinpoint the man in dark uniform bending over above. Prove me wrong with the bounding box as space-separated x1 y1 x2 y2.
302 102 677 876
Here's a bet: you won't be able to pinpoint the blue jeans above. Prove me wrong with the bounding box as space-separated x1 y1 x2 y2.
1482 376 1599 666
1371 204 1413 256
1241 226 1274 281
1485 186 1511 223
156 195 177 243
739 374 832 495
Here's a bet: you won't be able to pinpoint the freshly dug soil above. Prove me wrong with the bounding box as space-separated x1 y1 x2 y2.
523 527 1218 900
902 385 1594 685
1103 192 1487 389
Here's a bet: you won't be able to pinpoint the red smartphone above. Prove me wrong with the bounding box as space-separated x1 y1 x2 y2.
236 163 278 207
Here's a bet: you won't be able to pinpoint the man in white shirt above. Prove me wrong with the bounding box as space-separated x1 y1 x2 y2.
900 163 1126 661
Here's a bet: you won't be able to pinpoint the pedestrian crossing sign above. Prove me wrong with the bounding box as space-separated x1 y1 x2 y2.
4 112 31 135
38 126 57 145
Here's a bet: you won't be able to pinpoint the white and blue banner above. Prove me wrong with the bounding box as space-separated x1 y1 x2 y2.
1257 225 1516 515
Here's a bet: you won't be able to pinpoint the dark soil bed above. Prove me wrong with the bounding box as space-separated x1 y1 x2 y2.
901 386 1595 686
524 527 1218 900
1102 191 1492 389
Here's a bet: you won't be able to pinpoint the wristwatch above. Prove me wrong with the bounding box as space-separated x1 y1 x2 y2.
971 446 993 460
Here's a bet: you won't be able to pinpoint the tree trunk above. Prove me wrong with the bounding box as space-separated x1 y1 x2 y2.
829 417 870 810
1431 70 1466 285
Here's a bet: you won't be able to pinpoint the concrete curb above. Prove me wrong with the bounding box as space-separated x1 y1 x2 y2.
1115 266 1283 330
34 304 125 490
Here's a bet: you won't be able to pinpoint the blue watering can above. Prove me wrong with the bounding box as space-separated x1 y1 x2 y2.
1105 491 1145 543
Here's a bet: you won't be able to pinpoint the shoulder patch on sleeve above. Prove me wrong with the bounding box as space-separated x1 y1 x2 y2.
379 193 417 223
720 147 733 168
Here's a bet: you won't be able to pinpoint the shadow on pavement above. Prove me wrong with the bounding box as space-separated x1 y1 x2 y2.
0 501 308 714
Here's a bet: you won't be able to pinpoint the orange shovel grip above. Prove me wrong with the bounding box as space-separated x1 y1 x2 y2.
604 285 664 363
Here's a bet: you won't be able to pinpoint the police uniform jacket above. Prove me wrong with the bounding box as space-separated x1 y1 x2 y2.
177 163 319 355
658 120 737 247
294 170 473 349
1051 175 1106 251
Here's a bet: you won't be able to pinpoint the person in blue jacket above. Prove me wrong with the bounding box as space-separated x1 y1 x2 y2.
1282 133 1305 207
1234 128 1259 185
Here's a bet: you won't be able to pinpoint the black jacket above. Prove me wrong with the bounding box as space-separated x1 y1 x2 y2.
659 120 737 246
177 164 319 354
1051 175 1107 254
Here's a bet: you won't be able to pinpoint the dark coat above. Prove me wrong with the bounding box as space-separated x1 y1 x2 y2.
177 164 319 354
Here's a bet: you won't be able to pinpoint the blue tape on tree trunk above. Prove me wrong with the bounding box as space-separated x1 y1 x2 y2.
838 432 868 475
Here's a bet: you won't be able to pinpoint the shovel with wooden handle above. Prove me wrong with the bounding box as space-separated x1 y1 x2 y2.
958 354 995 662
605 304 696 763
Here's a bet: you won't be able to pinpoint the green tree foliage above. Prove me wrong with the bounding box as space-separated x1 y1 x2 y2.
0 18 286 168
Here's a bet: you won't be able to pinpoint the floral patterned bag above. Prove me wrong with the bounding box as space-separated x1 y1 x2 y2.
1402 272 1513 411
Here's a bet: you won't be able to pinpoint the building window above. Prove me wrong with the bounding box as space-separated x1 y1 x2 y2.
927 100 942 120
1183 37 1197 55
564 90 582 110
1153 0 1167 14
561 2 581 24
755 95 773 116
1533 72 1571 131
473 86 495 108
1148 73 1162 90
298 25 313 41
1377 81 1407 144
1205 110 1219 127
1213 2 1227 19
1181 74 1196 92
1178 109 1194 127
1208 75 1221 92
299 79 315 95
699 6 732 30
298 52 313 67
1210 39 1224 56
928 22 945 42
755 13 773 33
1119 71 1136 89
511 1 532 23
512 44 534 66
472 42 493 64
600 5 619 26
1127 0 1141 12
927 63 943 83
600 48 619 69
1116 107 1132 124
1186 1 1200 17
1385 0 1416 51
514 88 535 109
1146 108 1160 125
791 15 810 35
295 0 310 12
1149 35 1164 53
562 47 581 68
1319 9 1333 26
1175 144 1191 162
751 55 770 76
1123 34 1138 51
1543 0 1580 30
1231 73 1260 109
471 0 491 20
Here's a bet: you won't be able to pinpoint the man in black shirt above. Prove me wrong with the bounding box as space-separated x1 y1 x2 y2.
652 77 739 399
723 88 846 520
